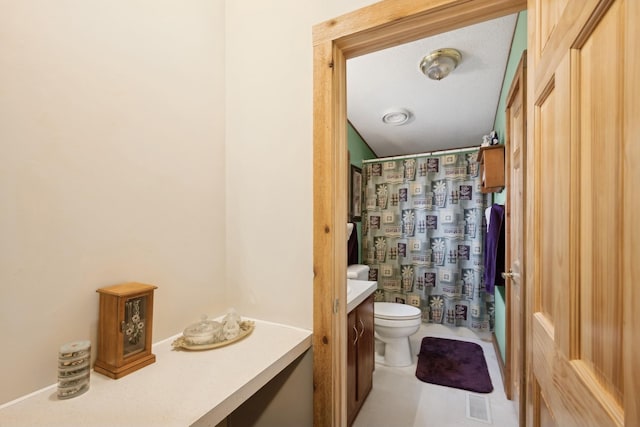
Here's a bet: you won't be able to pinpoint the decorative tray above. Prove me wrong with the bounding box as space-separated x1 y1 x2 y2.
171 320 255 351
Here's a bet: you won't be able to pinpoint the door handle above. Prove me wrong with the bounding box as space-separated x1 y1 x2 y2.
501 270 520 280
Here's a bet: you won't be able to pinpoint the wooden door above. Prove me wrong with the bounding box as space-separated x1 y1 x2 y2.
527 0 639 426
505 52 526 425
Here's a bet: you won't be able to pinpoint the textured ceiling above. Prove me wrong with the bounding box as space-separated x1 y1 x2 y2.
346 13 518 158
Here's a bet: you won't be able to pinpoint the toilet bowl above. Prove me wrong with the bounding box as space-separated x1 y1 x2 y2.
374 302 422 367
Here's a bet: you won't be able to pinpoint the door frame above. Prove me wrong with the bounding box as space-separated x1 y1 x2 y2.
312 1 527 425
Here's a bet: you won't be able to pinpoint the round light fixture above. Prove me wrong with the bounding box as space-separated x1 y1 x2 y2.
382 109 412 126
420 48 462 80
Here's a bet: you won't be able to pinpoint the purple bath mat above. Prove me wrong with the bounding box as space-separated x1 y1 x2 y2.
415 337 493 393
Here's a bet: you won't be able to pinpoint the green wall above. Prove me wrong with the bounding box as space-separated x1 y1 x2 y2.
492 11 527 363
348 122 376 168
347 122 377 263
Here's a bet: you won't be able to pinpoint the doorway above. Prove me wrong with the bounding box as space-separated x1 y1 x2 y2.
312 1 527 425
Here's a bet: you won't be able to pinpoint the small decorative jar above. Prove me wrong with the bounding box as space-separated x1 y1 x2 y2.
183 316 223 345
57 340 91 399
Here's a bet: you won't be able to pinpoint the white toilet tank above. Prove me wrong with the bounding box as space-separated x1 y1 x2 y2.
347 264 370 280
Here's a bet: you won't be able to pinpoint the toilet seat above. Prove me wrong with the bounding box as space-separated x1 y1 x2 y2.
374 302 421 320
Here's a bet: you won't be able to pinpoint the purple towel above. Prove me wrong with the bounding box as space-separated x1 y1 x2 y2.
348 222 359 265
484 204 505 294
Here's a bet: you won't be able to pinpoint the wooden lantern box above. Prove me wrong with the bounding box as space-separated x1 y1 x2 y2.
478 145 505 193
94 282 157 379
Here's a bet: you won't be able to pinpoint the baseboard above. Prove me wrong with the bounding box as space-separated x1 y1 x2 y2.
491 332 507 392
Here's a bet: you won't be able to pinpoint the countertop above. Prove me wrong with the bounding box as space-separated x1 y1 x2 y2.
347 279 377 312
0 319 312 427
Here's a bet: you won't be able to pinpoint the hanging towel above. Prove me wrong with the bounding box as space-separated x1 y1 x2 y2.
347 222 359 265
484 204 505 294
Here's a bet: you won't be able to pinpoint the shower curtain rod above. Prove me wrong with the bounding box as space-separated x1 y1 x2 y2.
362 145 480 164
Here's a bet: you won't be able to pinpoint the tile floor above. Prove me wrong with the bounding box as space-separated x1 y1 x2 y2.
353 323 518 427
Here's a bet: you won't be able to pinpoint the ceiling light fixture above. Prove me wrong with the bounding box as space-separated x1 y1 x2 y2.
420 48 462 81
381 108 412 126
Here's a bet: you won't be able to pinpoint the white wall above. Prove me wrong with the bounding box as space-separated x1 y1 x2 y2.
0 1 226 404
0 0 378 406
224 0 376 329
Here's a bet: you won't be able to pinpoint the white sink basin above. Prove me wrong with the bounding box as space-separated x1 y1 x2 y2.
346 279 377 313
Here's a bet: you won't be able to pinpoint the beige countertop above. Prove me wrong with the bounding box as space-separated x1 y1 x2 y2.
347 279 377 312
0 318 312 427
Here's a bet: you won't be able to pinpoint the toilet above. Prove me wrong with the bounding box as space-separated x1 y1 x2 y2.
374 302 422 367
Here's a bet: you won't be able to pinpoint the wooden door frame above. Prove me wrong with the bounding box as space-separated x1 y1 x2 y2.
312 1 527 425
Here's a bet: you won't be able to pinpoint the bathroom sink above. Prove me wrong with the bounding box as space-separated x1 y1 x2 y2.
346 279 377 313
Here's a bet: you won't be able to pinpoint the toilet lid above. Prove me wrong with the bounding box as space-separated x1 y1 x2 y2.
374 302 422 320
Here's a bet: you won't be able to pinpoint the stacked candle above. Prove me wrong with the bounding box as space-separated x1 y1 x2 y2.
57 340 91 399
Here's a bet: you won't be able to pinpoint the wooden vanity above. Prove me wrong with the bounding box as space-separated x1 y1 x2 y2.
346 279 377 426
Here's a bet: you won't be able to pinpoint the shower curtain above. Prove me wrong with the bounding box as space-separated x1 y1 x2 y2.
361 149 493 332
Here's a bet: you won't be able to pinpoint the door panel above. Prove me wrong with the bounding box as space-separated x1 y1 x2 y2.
623 0 640 423
529 0 637 425
537 0 568 53
539 387 558 427
356 296 374 403
577 1 624 405
505 52 526 424
347 310 357 424
537 75 567 329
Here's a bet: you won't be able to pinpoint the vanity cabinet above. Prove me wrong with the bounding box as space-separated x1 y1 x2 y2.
347 294 374 426
478 145 505 193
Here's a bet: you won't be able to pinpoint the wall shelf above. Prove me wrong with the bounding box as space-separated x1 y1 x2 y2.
478 145 505 193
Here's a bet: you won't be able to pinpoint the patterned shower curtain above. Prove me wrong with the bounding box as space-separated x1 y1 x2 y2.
361 150 493 332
